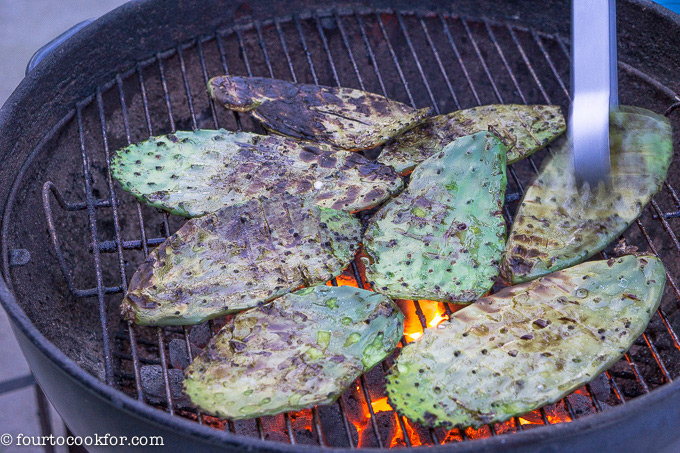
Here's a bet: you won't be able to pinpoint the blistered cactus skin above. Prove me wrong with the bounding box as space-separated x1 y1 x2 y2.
208 75 431 151
111 129 403 217
378 104 565 175
121 195 361 326
363 132 507 303
501 107 672 284
184 285 403 419
387 255 665 429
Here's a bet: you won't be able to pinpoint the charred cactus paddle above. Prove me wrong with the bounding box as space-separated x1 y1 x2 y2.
184 285 403 420
111 129 403 217
363 131 507 303
377 104 565 175
501 107 672 284
208 75 431 151
121 194 361 326
387 255 666 429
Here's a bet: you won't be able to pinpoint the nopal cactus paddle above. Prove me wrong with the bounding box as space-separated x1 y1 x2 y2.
111 129 403 218
121 194 361 326
208 75 431 151
387 255 665 429
501 106 672 284
378 104 565 175
184 285 403 420
363 131 508 303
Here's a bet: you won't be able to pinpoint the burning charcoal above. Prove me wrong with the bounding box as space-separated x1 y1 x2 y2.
318 405 351 447
190 322 212 348
140 365 189 407
589 373 612 402
566 393 597 418
263 430 289 444
168 338 201 370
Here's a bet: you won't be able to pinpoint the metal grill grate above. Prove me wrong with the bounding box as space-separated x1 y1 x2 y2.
25 8 680 448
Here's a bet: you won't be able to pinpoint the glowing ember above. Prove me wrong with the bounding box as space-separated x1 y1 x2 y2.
370 397 393 413
397 300 450 343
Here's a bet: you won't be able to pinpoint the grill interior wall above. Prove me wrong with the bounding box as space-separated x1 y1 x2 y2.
5 9 680 448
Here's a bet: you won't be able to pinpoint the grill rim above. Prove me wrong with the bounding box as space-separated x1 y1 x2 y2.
2 0 680 450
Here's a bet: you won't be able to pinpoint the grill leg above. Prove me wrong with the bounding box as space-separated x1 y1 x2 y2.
34 385 54 453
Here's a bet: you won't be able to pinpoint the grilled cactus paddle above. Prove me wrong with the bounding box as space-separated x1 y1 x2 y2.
121 195 361 326
184 285 404 419
501 107 672 284
111 129 402 217
363 132 507 303
378 104 565 175
208 75 431 151
387 255 666 429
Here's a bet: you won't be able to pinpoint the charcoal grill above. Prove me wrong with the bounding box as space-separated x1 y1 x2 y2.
2 0 680 451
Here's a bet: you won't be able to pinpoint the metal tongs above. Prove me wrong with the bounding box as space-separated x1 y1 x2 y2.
569 0 618 188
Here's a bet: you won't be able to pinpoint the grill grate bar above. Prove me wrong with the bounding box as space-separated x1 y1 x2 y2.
334 12 365 91
274 19 298 83
312 407 328 446
283 413 296 445
294 16 319 85
505 25 551 104
354 12 388 97
530 30 570 99
235 28 254 79
177 47 199 130
336 396 355 448
75 106 115 386
375 13 417 108
196 40 220 129
152 53 193 415
97 86 145 401
395 12 441 114
439 13 482 105
215 33 244 130
254 21 276 79
313 13 341 87
256 418 265 440
418 15 461 110
460 18 504 104
359 375 385 448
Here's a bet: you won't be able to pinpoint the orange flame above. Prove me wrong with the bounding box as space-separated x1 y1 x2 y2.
371 397 393 413
398 300 450 343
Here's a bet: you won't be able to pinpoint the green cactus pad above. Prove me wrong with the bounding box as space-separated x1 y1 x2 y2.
501 107 672 284
110 129 403 217
208 75 431 151
121 194 361 326
363 131 507 303
387 255 665 429
184 285 403 419
378 104 565 175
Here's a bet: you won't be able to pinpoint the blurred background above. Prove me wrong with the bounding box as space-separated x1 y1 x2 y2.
0 0 678 451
